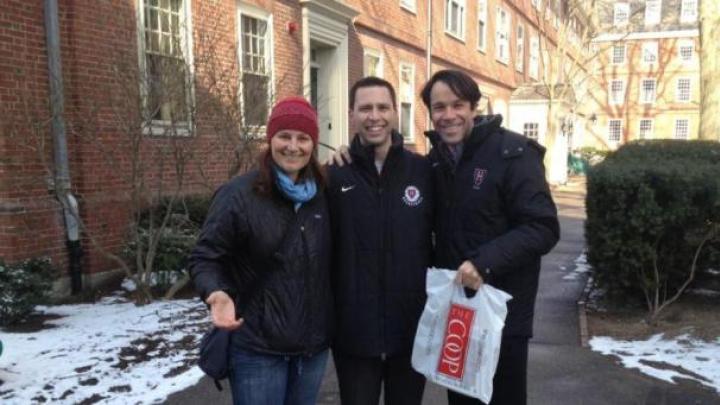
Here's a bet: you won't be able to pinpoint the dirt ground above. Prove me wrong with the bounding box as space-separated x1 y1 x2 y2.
587 290 720 342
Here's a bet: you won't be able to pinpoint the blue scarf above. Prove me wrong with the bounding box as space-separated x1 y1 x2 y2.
274 166 317 211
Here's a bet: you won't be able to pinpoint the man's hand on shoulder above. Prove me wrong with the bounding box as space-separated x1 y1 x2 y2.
325 145 352 167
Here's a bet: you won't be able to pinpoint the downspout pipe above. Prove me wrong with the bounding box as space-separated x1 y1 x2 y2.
44 0 83 294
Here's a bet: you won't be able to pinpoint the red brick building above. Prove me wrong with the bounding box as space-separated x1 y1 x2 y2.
0 0 583 290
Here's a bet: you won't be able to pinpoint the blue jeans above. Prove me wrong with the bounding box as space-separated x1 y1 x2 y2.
228 345 329 405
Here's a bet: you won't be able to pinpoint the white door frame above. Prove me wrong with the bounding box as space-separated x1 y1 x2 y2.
301 0 358 154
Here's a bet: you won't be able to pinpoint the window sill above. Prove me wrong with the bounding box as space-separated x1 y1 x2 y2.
143 121 192 137
400 4 417 14
444 30 466 43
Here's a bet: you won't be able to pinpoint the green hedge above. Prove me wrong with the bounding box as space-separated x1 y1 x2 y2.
0 258 57 326
585 140 720 303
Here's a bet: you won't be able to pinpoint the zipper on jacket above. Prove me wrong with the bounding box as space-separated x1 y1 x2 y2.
377 181 387 356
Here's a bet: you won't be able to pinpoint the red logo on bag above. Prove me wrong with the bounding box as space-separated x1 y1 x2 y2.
437 303 475 379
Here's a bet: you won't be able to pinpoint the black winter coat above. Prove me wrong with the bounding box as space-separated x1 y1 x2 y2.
426 115 560 338
327 132 434 357
188 171 333 355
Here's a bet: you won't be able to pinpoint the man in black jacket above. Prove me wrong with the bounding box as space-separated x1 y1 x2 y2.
421 70 559 405
327 77 434 405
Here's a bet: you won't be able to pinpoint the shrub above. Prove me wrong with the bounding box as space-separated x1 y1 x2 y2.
586 140 720 318
124 194 211 292
0 258 57 326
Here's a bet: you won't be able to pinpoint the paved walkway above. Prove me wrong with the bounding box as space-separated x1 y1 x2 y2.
166 177 719 404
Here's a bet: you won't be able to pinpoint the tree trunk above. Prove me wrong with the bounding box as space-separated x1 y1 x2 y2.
699 1 720 140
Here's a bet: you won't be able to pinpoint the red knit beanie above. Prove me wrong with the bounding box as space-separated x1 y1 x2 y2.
266 96 319 144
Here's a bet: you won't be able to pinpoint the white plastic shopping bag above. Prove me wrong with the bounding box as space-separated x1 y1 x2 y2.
411 268 512 403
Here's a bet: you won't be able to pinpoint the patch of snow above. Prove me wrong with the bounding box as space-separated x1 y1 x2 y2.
0 296 210 404
121 271 183 293
562 251 591 281
121 278 137 292
687 288 720 298
589 334 720 393
707 268 720 276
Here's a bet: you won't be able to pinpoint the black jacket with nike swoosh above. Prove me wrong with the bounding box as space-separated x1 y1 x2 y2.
327 132 434 357
426 115 560 338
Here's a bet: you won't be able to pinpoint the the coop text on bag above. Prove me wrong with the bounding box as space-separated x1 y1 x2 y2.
412 268 512 403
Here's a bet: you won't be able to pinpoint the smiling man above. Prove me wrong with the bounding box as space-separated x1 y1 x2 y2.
326 77 434 405
422 69 560 405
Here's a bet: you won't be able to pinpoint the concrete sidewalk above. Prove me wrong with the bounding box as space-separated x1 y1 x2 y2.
166 177 719 404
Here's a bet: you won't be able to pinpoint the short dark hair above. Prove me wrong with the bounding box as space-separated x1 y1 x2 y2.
421 69 481 110
349 76 397 109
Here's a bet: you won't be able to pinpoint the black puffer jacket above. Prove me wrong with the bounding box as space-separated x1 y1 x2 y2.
327 132 434 357
189 170 333 355
426 115 560 338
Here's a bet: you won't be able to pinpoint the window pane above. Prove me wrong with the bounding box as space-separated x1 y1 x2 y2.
148 8 158 30
401 103 412 138
243 74 269 126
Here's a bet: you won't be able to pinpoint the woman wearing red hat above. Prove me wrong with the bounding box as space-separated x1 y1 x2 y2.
189 96 333 405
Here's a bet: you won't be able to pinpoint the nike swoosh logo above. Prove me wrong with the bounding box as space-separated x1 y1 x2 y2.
341 185 355 192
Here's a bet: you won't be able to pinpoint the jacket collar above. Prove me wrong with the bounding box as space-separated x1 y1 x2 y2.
425 114 503 164
349 130 405 173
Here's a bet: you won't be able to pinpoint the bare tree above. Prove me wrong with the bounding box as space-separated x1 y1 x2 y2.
643 222 719 323
699 0 720 140
529 0 601 183
1 2 298 304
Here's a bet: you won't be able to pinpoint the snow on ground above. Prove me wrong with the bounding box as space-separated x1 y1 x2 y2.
590 334 720 394
0 292 210 404
561 252 591 281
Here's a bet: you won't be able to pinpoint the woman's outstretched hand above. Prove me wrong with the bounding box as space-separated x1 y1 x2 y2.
206 290 244 330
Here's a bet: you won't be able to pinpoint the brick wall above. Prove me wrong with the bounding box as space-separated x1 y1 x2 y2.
347 0 554 152
0 0 303 278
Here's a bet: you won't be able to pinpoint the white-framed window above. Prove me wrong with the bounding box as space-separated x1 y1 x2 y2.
609 79 625 105
523 122 539 141
477 0 487 52
138 0 193 133
239 8 273 128
608 119 623 142
640 79 656 104
678 40 694 63
529 34 539 79
495 7 510 64
681 0 697 23
400 0 417 13
614 3 629 26
399 63 415 142
642 41 658 64
445 0 466 40
545 2 552 21
676 77 691 102
638 119 654 139
674 118 689 139
644 0 661 26
363 48 384 78
516 24 525 73
612 44 625 64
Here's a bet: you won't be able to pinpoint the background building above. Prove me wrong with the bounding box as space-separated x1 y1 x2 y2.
586 0 701 148
0 0 594 286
